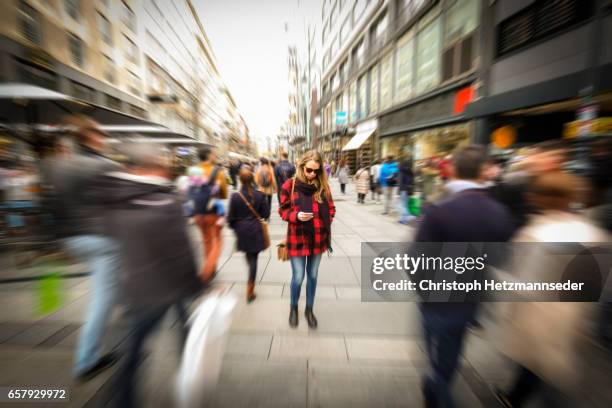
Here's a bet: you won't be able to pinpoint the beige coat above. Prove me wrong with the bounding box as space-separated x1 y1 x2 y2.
354 168 370 194
255 165 277 196
501 211 609 391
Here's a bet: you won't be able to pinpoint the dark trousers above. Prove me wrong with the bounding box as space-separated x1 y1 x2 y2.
358 193 366 203
421 303 477 408
264 194 272 221
115 301 188 408
340 183 346 194
506 366 542 407
246 252 259 283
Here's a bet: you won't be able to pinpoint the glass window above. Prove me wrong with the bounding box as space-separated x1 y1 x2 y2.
122 1 136 32
331 72 338 91
68 33 84 66
349 80 357 123
358 74 368 120
128 70 140 97
375 12 388 39
18 0 41 45
340 15 351 44
339 59 348 83
71 80 95 102
330 3 337 27
445 0 478 46
98 13 112 45
104 55 115 83
354 0 367 21
380 51 393 110
369 64 379 115
125 35 138 64
105 94 121 110
64 0 79 20
416 16 441 94
394 30 414 103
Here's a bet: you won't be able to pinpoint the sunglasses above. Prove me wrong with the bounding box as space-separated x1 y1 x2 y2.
304 167 320 174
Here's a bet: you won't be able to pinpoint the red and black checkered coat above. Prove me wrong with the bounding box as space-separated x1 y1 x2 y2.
278 178 336 257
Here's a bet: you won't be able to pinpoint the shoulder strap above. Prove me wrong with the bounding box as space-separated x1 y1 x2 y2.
238 191 262 219
290 177 295 204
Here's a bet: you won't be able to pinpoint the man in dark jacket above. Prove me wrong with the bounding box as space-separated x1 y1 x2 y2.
274 151 296 203
415 145 515 408
48 115 122 380
94 142 203 408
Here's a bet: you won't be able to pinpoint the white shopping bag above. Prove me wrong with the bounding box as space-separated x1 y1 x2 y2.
175 289 237 408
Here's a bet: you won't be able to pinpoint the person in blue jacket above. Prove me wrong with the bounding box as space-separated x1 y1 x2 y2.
379 155 399 215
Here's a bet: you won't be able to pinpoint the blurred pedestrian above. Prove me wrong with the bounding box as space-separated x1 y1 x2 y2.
227 168 270 303
370 159 382 203
398 157 414 224
195 147 228 282
379 155 399 215
47 115 122 380
415 145 515 408
496 172 609 408
279 150 335 329
255 157 276 220
335 158 350 194
229 160 240 190
274 151 296 203
324 161 332 178
354 162 370 204
94 143 203 408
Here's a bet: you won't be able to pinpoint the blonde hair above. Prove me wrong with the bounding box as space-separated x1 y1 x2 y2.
296 150 331 202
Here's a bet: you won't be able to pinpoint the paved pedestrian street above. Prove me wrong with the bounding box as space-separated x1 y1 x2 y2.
1 183 610 407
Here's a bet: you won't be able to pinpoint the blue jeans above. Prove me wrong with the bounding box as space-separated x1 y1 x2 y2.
64 235 121 376
398 191 414 223
290 254 322 307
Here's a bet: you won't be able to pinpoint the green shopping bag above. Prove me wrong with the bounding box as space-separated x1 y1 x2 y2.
408 195 422 217
36 261 65 316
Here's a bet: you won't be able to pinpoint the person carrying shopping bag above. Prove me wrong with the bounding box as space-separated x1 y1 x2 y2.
227 168 271 303
279 150 336 329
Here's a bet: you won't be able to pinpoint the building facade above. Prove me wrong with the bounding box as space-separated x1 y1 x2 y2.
315 0 481 172
0 0 251 154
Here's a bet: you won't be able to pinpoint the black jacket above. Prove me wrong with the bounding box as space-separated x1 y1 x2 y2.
274 160 296 191
93 172 202 307
227 187 270 253
399 159 414 193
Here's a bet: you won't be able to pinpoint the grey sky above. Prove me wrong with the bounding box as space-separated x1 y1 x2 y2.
195 0 308 152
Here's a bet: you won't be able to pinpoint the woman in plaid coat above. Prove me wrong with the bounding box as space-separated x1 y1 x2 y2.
279 150 336 329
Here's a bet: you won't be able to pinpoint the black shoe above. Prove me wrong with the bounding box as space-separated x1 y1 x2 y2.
76 352 120 382
305 307 318 329
289 306 298 328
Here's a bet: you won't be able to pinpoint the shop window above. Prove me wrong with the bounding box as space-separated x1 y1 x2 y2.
104 55 115 84
125 35 139 64
16 60 58 90
358 73 368 120
415 13 441 94
394 30 414 103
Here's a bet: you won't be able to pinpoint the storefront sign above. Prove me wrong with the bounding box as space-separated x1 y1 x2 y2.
453 86 474 115
335 111 347 125
564 117 612 139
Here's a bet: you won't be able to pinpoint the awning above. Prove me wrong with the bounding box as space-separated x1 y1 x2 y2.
342 119 377 151
0 83 155 126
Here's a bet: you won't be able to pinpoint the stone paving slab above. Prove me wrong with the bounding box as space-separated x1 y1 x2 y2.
268 334 347 361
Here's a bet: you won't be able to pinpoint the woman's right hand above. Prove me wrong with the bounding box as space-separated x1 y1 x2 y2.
298 212 314 222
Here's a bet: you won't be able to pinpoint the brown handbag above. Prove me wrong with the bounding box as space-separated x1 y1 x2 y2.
277 178 295 262
237 192 270 250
